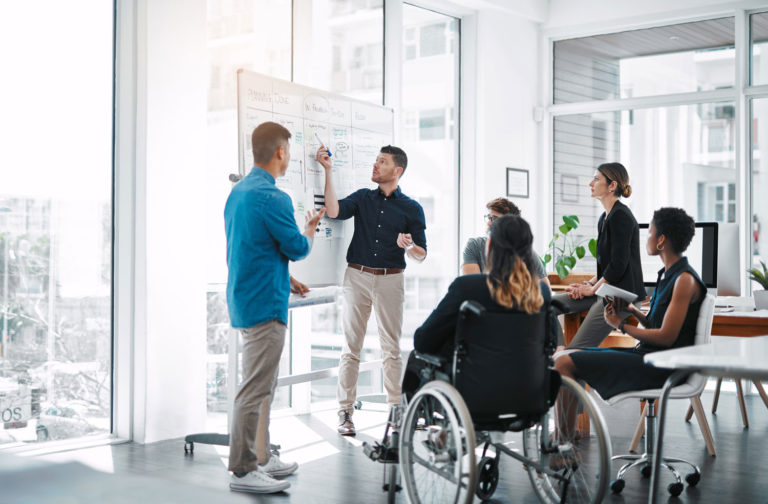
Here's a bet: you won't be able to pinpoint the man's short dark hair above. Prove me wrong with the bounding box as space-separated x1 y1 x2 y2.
380 145 408 175
486 197 521 216
652 207 696 255
252 122 292 166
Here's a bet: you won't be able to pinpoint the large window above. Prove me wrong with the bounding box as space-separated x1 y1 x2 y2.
400 4 460 342
554 18 734 104
552 18 739 279
553 103 737 273
751 98 768 288
205 0 292 430
752 14 768 284
0 3 114 445
301 0 384 104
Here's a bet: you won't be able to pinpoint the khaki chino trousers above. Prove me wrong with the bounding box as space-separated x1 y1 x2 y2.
338 266 405 414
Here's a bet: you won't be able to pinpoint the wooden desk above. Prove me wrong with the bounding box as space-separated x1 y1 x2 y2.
712 312 768 336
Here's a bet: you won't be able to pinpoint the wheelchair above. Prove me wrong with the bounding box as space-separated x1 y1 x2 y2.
366 298 612 504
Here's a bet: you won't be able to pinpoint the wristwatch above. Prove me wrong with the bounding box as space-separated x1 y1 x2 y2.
618 320 627 334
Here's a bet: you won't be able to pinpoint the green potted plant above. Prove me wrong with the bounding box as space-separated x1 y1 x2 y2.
542 215 598 279
747 260 768 310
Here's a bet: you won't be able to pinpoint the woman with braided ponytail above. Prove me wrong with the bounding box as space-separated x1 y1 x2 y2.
401 215 554 399
553 162 646 348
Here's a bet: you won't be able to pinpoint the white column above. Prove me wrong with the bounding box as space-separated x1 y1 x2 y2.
126 0 209 443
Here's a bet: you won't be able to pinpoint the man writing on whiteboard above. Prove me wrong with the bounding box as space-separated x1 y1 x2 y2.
225 122 324 494
316 144 427 436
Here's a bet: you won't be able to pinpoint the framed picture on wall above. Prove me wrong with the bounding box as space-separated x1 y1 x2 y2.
506 167 529 198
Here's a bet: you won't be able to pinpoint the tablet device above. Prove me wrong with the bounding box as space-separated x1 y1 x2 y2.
595 283 638 303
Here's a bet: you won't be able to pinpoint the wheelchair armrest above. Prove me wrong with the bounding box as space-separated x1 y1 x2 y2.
550 298 567 314
414 352 445 368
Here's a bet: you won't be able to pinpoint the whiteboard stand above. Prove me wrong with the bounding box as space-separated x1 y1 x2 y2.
183 289 339 455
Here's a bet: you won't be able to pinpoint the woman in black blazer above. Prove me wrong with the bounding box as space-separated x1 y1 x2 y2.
401 215 553 399
555 162 645 349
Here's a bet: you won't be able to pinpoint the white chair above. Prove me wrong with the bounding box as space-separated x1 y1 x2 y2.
592 294 715 498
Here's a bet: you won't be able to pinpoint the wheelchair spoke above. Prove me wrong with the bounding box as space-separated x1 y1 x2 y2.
399 381 476 504
522 376 611 504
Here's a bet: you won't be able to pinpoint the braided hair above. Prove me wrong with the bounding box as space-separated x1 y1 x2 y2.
485 215 543 314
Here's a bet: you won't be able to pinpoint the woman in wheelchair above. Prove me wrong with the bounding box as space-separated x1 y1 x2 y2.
402 214 554 401
554 207 707 411
385 214 612 504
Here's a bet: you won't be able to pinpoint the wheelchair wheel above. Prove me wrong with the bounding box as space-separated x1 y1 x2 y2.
399 380 476 504
522 376 611 504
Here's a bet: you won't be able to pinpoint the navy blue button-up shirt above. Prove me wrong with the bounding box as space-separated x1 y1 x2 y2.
225 167 311 328
335 187 426 269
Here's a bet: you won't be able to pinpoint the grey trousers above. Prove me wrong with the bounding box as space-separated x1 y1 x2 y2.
552 293 626 349
228 320 286 473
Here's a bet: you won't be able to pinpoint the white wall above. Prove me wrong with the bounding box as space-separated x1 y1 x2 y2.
130 0 208 443
466 10 545 252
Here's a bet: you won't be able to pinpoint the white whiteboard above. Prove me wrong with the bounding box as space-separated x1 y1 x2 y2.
237 70 394 286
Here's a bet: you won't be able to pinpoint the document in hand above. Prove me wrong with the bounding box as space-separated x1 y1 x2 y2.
595 283 638 303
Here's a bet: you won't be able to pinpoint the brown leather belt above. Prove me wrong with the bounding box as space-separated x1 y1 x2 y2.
348 263 404 275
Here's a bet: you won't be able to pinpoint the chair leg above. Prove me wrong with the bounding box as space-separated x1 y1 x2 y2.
629 402 647 453
735 379 749 428
712 377 722 413
753 380 768 409
690 395 716 456
685 404 694 422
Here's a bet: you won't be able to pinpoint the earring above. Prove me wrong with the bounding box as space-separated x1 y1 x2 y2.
656 244 664 251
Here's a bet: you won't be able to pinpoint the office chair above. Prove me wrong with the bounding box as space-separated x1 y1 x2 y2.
592 294 715 497
705 376 768 428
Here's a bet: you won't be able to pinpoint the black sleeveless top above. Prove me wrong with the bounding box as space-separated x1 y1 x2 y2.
637 257 706 353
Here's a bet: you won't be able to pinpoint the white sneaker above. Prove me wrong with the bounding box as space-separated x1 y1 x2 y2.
260 454 299 477
230 468 290 494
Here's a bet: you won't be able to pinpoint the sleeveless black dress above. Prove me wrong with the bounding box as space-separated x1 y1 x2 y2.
569 257 706 399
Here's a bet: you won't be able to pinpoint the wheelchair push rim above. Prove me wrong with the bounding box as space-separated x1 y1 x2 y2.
399 380 477 504
522 376 612 504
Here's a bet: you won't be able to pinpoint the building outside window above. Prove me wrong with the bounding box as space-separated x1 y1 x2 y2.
0 3 114 446
551 18 738 275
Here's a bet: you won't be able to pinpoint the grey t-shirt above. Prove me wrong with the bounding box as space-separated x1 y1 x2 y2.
462 236 546 278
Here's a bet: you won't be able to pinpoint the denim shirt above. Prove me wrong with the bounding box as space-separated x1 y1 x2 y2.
334 186 426 269
225 167 311 328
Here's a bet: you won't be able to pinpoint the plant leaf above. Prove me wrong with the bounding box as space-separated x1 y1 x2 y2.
575 245 585 259
588 238 597 258
543 253 552 264
563 256 577 268
555 261 569 278
559 224 571 234
563 215 579 229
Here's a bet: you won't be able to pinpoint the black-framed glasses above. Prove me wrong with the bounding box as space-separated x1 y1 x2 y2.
484 214 499 223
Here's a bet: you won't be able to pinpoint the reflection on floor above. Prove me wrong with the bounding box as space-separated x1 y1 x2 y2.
13 390 768 503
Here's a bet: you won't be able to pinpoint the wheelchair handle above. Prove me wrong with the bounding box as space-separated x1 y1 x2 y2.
459 300 485 317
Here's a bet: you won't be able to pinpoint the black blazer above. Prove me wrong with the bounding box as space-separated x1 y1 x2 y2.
596 200 646 301
413 274 553 356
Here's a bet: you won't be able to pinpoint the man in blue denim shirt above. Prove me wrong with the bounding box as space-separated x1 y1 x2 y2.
225 122 324 494
316 144 426 436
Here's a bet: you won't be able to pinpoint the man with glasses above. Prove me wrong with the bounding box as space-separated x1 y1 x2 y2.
462 198 549 286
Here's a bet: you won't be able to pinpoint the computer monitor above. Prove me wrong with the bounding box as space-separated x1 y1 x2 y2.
638 222 718 289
